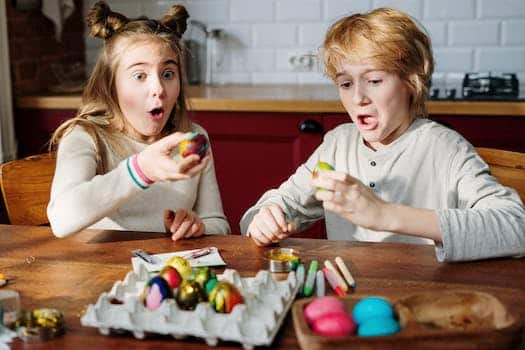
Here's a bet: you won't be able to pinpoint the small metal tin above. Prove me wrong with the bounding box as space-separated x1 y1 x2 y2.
264 248 299 272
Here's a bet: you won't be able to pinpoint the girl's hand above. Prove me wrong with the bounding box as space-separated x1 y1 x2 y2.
313 171 388 231
137 132 210 182
246 204 296 246
164 209 205 241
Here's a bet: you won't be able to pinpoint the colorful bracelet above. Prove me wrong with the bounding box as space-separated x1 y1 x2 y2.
131 154 154 185
126 156 151 190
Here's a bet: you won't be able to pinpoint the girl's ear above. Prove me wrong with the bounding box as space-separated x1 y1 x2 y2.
160 5 189 38
86 1 129 40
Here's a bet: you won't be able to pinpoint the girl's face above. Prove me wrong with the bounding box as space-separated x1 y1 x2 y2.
114 38 180 143
335 62 412 150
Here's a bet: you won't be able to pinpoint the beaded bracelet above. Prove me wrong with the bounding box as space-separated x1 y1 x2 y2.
126 155 153 190
132 154 154 185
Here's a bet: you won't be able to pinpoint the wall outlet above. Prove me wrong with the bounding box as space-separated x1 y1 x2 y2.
288 52 316 71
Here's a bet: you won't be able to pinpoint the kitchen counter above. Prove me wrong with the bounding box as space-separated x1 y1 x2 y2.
16 84 525 116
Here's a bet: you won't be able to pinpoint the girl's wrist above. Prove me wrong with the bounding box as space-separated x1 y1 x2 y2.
134 153 155 184
126 153 155 190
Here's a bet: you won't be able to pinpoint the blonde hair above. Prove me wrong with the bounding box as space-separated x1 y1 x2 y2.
50 1 191 173
323 8 433 119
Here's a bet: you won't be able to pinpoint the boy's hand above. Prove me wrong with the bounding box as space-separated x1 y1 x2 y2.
164 209 205 241
137 132 210 182
313 171 388 231
246 204 296 246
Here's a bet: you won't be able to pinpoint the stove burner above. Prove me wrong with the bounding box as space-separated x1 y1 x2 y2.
462 73 519 100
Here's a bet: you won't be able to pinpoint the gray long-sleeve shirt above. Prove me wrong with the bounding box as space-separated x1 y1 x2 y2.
240 118 525 262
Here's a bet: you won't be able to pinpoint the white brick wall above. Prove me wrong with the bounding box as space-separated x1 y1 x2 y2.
84 0 525 85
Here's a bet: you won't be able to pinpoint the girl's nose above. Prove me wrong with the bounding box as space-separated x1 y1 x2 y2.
151 76 166 98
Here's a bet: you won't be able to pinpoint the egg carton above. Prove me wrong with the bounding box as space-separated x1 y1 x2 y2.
80 264 299 350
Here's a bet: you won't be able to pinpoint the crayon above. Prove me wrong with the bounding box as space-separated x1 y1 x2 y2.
303 260 318 297
322 267 345 296
335 256 356 288
315 270 325 297
296 263 305 296
324 260 348 292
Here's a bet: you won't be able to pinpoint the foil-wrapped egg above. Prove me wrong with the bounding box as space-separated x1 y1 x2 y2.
205 278 218 296
175 280 205 310
143 276 172 310
165 256 192 279
191 267 215 288
159 265 182 289
208 281 244 313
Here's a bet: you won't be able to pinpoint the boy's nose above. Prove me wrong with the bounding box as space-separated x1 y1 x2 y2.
352 83 369 105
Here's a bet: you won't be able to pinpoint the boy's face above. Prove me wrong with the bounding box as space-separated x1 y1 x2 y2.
335 62 412 150
114 38 180 143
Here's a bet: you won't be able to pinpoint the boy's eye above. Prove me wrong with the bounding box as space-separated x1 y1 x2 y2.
132 72 146 81
162 70 176 80
368 79 382 85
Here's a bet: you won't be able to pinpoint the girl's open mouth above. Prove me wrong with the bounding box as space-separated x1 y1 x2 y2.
148 107 165 121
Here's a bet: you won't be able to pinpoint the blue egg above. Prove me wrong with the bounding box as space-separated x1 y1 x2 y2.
352 297 394 325
357 316 400 337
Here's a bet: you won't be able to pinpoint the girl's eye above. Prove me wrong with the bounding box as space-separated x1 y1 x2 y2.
368 79 382 85
132 72 146 81
162 70 176 80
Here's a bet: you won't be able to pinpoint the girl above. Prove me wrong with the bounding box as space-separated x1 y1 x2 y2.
240 8 525 262
47 1 230 239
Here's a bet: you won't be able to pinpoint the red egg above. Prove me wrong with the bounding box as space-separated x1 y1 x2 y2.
311 312 356 337
303 296 346 325
159 265 182 289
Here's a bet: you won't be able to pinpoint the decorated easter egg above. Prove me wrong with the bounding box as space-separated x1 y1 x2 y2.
357 316 400 337
205 278 218 296
191 267 215 289
143 276 173 310
159 265 182 289
175 280 205 310
303 296 347 325
312 161 334 179
208 281 244 313
352 297 394 325
311 312 356 337
165 256 192 279
179 132 209 158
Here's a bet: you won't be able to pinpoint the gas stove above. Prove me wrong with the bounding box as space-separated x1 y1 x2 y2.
430 73 523 101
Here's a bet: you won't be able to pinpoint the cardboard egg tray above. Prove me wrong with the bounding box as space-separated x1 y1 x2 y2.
80 264 299 350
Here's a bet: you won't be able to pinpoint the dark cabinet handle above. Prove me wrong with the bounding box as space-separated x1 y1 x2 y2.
299 119 323 134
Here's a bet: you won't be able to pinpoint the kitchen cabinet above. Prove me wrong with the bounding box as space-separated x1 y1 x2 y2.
190 111 327 238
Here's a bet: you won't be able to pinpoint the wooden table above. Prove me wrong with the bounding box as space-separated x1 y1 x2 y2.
1 224 524 349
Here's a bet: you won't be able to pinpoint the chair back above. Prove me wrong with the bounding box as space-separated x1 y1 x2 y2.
0 153 56 225
476 147 525 203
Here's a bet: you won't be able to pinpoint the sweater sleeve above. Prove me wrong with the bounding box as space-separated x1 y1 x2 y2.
239 133 330 235
47 127 142 237
436 141 525 262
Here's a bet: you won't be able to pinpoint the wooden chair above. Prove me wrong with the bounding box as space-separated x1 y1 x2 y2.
476 147 525 203
0 153 56 225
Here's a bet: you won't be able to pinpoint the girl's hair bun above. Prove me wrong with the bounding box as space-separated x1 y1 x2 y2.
86 1 129 40
160 5 189 38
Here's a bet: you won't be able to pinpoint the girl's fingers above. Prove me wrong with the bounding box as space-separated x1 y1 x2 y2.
173 218 194 241
169 209 187 234
164 209 175 232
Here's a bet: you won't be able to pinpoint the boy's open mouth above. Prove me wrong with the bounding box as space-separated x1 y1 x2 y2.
356 114 378 130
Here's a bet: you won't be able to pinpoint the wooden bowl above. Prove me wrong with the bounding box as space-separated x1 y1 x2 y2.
292 289 525 350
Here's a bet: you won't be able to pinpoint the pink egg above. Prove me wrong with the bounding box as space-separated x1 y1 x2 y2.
312 312 356 337
304 296 346 325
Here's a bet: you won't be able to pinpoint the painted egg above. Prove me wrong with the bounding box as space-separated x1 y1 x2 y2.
179 132 209 158
142 276 172 310
352 297 394 325
304 296 346 325
159 265 182 289
312 161 334 179
165 256 192 279
175 280 205 310
208 281 244 313
191 267 215 288
311 312 356 337
205 278 218 296
357 316 400 337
